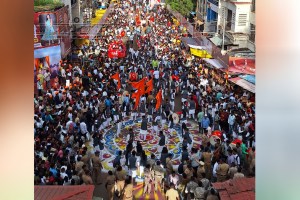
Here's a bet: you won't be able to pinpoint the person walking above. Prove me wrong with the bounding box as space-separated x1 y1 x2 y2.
153 160 165 192
140 115 148 140
143 164 153 195
165 183 180 200
115 166 127 197
91 151 103 185
216 158 229 182
122 177 134 200
105 170 116 200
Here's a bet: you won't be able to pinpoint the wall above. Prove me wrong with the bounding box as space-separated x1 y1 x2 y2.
249 11 255 25
234 3 251 33
72 1 81 26
60 0 72 24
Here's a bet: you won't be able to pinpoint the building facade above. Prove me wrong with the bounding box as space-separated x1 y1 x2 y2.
216 0 255 52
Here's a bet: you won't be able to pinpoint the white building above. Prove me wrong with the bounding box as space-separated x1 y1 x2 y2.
215 0 255 52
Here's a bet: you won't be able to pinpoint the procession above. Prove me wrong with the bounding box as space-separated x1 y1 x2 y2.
34 0 255 199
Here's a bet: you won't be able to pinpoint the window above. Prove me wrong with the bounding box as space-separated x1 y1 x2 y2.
251 0 255 12
71 0 77 5
226 9 232 30
249 24 255 43
238 14 247 26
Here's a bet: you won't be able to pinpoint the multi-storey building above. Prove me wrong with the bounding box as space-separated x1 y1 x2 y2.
215 0 255 53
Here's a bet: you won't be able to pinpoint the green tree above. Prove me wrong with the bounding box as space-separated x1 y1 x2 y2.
166 0 196 16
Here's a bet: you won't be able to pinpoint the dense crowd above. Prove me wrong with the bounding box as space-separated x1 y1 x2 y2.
34 0 255 199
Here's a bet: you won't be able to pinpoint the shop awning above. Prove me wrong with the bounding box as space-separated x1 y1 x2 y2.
203 58 224 69
229 77 255 93
188 44 206 50
181 37 202 48
209 35 232 46
239 74 255 85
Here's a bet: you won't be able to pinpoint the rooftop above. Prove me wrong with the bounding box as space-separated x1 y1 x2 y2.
212 177 255 200
34 185 95 200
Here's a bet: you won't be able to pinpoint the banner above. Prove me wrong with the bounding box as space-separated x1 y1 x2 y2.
228 57 255 75
190 48 213 58
34 12 59 48
34 45 62 79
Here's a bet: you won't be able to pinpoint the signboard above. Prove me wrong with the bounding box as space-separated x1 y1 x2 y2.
34 12 59 48
190 48 212 58
34 6 71 58
34 45 62 78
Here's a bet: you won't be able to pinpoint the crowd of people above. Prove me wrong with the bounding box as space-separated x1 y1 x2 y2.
34 0 255 199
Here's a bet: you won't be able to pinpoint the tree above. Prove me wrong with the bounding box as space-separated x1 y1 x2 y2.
166 0 196 16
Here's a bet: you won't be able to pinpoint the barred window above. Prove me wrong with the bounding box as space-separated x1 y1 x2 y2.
249 24 255 43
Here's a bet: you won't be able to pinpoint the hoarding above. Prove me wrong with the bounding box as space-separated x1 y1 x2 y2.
34 12 59 48
34 45 61 79
34 6 71 58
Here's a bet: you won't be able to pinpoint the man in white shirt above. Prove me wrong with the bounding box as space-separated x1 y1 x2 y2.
212 160 219 182
80 121 88 134
153 70 159 80
168 171 180 189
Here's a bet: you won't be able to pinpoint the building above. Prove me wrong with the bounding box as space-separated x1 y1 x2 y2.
60 0 82 30
196 0 219 35
214 0 255 53
212 177 255 200
34 185 95 200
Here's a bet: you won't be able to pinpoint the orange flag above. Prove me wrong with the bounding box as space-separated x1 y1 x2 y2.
111 72 121 90
155 89 162 111
131 90 143 109
130 77 146 95
145 79 153 94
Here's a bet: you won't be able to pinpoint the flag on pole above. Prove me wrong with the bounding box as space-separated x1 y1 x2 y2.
155 89 162 111
111 72 121 90
145 78 153 94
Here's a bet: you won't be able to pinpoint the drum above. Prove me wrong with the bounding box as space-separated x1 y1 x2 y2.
209 130 222 146
172 113 179 124
229 139 242 149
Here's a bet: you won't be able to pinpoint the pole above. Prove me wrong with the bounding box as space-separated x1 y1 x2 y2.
222 7 226 51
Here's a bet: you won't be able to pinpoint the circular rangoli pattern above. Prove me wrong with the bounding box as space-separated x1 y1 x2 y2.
97 117 201 171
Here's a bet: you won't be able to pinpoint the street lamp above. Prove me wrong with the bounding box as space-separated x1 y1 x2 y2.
221 7 227 56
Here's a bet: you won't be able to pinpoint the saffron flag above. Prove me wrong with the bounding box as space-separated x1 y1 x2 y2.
145 79 153 94
155 89 162 111
111 72 121 90
130 77 146 91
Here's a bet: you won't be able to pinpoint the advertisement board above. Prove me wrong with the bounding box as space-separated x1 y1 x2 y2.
34 12 59 48
34 45 62 79
34 6 71 58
